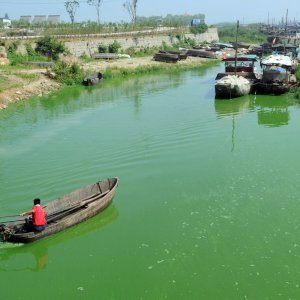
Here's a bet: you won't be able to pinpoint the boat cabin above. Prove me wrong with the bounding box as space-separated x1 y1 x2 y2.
223 57 257 73
261 65 289 82
215 56 258 80
272 44 298 58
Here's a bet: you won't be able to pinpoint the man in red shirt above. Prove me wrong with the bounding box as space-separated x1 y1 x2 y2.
20 198 47 231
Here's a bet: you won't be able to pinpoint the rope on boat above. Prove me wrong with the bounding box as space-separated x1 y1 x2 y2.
0 225 14 241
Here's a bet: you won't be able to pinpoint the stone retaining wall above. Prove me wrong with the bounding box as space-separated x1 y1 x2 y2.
65 28 219 57
14 28 219 57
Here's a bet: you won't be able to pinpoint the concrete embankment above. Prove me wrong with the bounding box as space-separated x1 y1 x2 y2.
12 28 219 57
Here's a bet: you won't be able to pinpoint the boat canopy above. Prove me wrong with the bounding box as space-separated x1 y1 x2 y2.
223 56 257 62
261 54 293 67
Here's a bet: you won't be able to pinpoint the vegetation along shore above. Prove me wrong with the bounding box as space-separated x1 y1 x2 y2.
1 19 300 110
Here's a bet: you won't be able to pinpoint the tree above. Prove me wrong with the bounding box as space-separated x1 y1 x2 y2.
123 0 138 25
65 1 79 26
87 0 103 25
35 36 65 60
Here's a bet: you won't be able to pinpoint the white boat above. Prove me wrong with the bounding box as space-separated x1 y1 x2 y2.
215 21 253 99
260 54 294 67
255 54 297 95
215 75 251 99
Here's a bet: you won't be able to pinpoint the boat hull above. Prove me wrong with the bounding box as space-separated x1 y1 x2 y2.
254 82 292 95
83 72 103 86
0 177 118 243
215 75 251 99
153 52 179 63
187 49 216 58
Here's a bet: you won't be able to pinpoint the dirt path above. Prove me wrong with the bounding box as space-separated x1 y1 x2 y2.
0 68 62 109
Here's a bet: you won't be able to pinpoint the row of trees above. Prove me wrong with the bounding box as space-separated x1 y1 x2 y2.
64 0 138 26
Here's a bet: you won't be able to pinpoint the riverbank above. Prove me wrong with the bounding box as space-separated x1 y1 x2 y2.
0 55 216 110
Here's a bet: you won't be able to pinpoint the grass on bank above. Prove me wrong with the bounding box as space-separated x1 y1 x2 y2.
0 64 41 93
102 59 219 79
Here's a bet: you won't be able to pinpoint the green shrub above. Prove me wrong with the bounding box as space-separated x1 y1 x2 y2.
6 41 24 65
161 35 197 51
190 24 208 34
98 43 108 53
25 43 46 61
108 40 121 53
26 43 36 56
184 37 196 48
35 35 65 60
124 46 157 57
6 41 46 65
51 61 86 85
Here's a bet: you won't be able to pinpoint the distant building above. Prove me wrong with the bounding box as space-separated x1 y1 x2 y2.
191 18 205 26
19 15 60 25
0 13 12 28
20 16 32 23
47 15 60 24
32 15 47 24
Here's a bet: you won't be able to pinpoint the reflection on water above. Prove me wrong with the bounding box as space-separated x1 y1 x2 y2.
0 72 186 144
214 96 251 152
214 94 296 127
214 96 251 118
254 95 292 127
0 205 118 272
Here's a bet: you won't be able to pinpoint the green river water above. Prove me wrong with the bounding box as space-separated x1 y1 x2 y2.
1 63 300 299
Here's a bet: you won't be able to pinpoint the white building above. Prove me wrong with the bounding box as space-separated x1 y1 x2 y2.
0 13 12 28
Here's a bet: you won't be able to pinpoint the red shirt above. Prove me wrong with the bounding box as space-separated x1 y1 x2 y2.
32 205 47 226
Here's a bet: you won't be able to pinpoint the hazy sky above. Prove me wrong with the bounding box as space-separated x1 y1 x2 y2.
0 0 299 24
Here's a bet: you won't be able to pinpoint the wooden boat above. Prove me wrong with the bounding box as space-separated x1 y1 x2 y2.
229 41 251 49
0 177 118 243
186 49 216 59
82 72 103 86
193 44 221 52
213 42 234 49
0 206 118 271
215 75 251 99
153 52 179 63
248 45 264 57
215 21 256 99
158 50 187 60
215 56 260 98
255 54 297 95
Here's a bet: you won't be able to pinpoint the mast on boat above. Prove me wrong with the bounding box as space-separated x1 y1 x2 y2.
234 20 239 76
284 9 288 55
